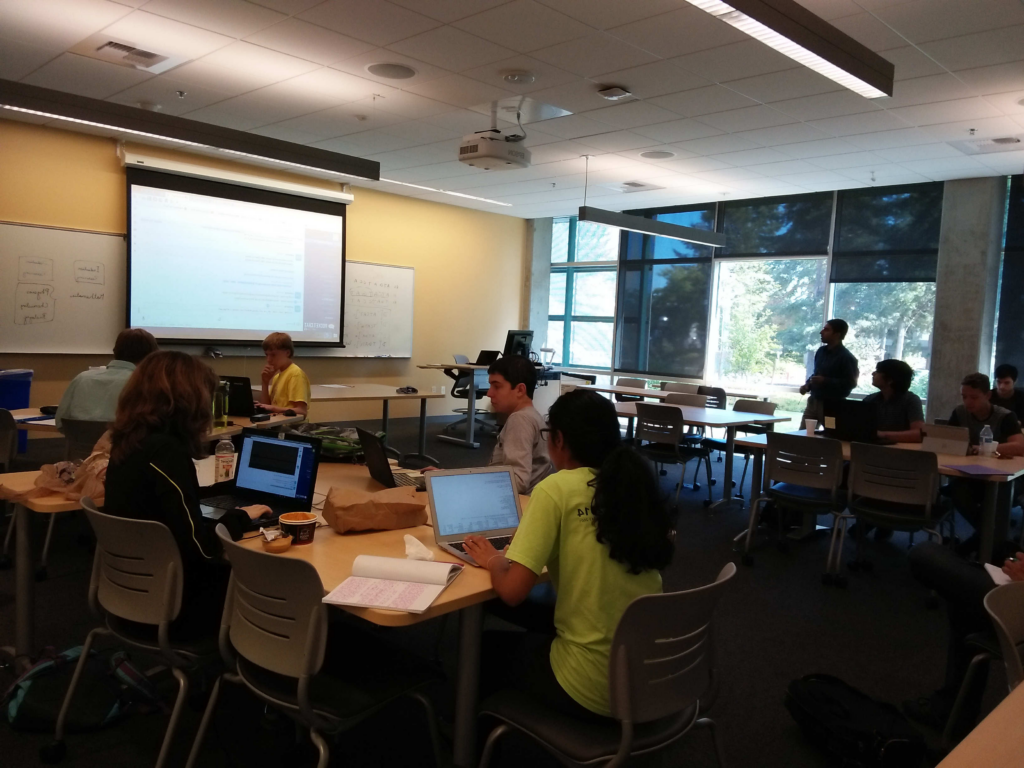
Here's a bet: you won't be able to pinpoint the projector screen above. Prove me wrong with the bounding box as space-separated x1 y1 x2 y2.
126 167 346 345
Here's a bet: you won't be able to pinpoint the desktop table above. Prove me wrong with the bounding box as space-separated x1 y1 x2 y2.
616 402 787 510
938 676 1024 767
567 382 761 401
734 432 1024 564
11 408 60 434
12 408 303 440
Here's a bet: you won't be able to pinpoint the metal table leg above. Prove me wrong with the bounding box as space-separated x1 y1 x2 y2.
380 400 400 459
401 398 440 465
438 374 481 449
710 426 743 511
453 604 483 768
979 482 998 564
15 503 33 669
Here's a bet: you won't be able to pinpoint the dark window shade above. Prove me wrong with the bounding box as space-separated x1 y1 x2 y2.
830 253 938 282
1006 175 1024 252
995 250 1024 374
621 204 716 260
834 183 943 252
719 192 832 256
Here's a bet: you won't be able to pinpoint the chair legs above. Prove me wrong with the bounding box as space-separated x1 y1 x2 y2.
478 723 511 768
154 667 190 768
310 728 330 768
0 506 13 568
823 514 852 586
408 690 445 768
696 717 727 768
942 652 991 749
185 673 227 768
38 513 57 580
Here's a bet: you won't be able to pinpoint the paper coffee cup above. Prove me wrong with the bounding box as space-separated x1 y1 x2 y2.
279 512 317 545
805 419 817 436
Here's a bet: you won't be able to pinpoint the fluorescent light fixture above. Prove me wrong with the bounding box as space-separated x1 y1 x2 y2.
682 0 893 99
579 206 725 247
379 178 512 207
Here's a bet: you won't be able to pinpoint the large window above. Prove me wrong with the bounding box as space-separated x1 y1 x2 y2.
548 217 618 368
996 175 1024 374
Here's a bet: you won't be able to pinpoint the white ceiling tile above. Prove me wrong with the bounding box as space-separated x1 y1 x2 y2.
775 137 864 158
632 118 724 143
184 93 316 131
248 123 323 143
531 34 657 78
689 167 766 184
776 170 864 187
321 128 424 154
878 46 946 81
614 145 697 163
0 0 131 50
709 148 791 166
298 0 441 47
744 159 823 176
387 26 516 71
585 101 680 130
575 131 660 152
696 105 797 133
594 61 712 100
676 49 801 91
726 67 844 104
383 161 480 181
669 134 763 155
649 85 760 118
881 73 976 108
536 0 682 30
873 143 965 162
956 63 1024 96
982 90 1024 115
919 115 1024 142
526 80 614 114
899 156 991 177
771 90 886 122
608 7 745 59
21 53 152 99
889 97 1002 127
460 54 578 95
380 120 462 143
920 25 1024 72
809 109 913 136
272 68 382 105
364 90 454 119
330 48 449 87
532 113 614 139
98 11 234 61
0 36 58 80
266 102 406 139
194 42 320 91
528 139 603 164
249 0 324 13
244 19 377 66
407 73 515 108
453 0 592 54
829 13 910 52
308 136 368 155
519 127 563 147
872 0 1024 45
107 77 233 114
838 166 932 185
390 0 510 23
734 122 834 147
140 0 285 38
976 149 1024 171
424 109 516 134
843 127 936 150
368 141 464 169
790 0 863 20
806 151 888 169
156 59 264 97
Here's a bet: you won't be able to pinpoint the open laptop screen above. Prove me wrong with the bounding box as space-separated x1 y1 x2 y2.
430 470 520 537
236 433 316 502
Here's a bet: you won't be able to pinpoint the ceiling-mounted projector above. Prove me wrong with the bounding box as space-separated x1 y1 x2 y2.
458 128 531 170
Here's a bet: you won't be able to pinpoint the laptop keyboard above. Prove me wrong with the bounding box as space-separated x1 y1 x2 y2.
202 495 242 510
449 535 512 554
393 473 423 487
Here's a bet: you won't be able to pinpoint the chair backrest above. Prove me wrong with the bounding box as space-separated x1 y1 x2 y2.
454 354 470 365
848 442 939 511
609 562 737 724
61 419 109 462
634 402 684 447
983 581 1024 692
765 433 844 492
697 386 727 410
216 526 328 679
82 498 183 626
661 382 700 394
733 399 776 416
664 392 707 408
0 409 16 472
615 377 646 403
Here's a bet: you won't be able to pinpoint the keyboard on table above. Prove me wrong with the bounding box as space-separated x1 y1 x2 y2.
202 495 242 510
393 473 422 487
449 535 512 554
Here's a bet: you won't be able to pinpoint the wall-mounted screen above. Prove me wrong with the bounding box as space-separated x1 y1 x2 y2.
126 167 345 346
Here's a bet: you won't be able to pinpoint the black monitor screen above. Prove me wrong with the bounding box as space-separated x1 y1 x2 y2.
503 330 534 358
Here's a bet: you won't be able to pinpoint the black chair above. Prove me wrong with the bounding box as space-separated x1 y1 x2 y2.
698 386 728 460
703 400 778 498
634 403 713 507
443 355 496 436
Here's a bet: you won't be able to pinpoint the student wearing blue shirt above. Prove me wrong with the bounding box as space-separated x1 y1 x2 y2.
799 318 859 424
55 328 158 429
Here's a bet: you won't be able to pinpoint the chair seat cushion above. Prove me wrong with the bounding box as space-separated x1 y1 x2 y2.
769 483 844 508
849 497 942 528
480 689 698 763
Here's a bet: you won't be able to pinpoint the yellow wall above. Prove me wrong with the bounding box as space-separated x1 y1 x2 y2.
0 118 527 422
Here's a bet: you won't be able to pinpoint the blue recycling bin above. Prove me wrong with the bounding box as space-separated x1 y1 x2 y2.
0 369 33 453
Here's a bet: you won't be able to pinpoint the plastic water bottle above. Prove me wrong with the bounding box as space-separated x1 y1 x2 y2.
214 437 236 483
979 425 995 456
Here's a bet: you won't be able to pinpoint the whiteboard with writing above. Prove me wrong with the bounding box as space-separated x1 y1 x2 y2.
341 261 414 357
0 223 126 354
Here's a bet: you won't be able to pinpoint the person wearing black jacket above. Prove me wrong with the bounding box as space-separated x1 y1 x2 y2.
799 318 859 425
105 351 270 639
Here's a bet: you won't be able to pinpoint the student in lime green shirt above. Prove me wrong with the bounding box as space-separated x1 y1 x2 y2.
256 332 311 418
464 389 674 719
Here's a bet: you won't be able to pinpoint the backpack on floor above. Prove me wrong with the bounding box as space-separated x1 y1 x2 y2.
285 424 379 461
785 674 926 768
2 647 163 733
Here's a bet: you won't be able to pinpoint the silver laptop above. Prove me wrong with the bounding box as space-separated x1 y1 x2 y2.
425 466 523 566
921 424 970 456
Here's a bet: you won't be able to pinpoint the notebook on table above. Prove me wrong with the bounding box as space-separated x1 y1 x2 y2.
357 427 425 489
201 429 321 528
425 466 523 566
322 555 463 614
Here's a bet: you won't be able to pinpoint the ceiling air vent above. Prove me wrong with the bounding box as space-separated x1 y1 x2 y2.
601 180 667 194
948 136 1023 155
69 35 186 75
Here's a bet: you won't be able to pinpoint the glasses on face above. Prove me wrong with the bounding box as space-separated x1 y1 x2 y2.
540 427 552 439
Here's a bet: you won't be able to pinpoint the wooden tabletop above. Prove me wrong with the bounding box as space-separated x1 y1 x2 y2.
12 409 302 441
11 408 59 433
616 402 788 428
938 682 1024 767
253 383 444 402
569 383 670 400
734 432 1024 482
419 363 491 371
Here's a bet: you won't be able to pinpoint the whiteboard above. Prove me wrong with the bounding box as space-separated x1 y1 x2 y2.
0 223 126 354
341 260 414 357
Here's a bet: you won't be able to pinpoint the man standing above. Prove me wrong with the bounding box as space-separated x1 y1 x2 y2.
799 318 859 424
486 355 553 494
990 363 1024 420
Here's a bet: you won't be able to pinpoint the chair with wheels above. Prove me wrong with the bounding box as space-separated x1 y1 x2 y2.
634 403 713 507
704 400 778 499
832 444 950 580
737 433 845 571
664 393 714 494
186 526 443 768
41 499 219 768
478 562 737 768
443 355 496 437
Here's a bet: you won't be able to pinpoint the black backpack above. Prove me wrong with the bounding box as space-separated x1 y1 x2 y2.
785 674 926 768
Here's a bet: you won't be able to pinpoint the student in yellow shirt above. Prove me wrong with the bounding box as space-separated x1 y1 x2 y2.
464 389 674 719
256 332 311 418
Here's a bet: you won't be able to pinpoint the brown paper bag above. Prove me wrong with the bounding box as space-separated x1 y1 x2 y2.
0 448 108 506
321 485 428 534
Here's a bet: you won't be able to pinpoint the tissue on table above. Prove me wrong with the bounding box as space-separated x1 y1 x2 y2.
404 534 434 561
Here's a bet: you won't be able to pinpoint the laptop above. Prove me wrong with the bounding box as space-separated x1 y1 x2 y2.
425 466 523 566
201 429 321 527
222 375 255 418
822 399 896 445
356 427 425 490
921 424 970 456
474 350 500 366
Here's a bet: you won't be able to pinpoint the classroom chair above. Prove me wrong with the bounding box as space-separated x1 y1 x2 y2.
661 381 700 394
477 563 737 768
186 526 443 768
443 355 497 437
634 403 713 507
663 393 715 495
613 377 647 402
697 386 728 458
829 444 950 583
738 433 845 569
41 499 218 768
703 400 778 499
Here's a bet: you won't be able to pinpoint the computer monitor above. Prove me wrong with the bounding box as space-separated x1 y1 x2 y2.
503 330 534 359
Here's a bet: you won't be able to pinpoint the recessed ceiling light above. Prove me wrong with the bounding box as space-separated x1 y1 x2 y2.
503 70 535 85
597 86 632 101
640 150 676 160
366 62 416 80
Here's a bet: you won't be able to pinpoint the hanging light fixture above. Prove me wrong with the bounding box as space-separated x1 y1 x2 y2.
681 0 894 99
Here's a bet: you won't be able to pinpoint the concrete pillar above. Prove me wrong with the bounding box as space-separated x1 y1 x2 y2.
523 218 552 346
927 177 1006 421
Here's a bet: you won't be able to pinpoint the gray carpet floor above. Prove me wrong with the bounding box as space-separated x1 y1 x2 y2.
0 417 1012 767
